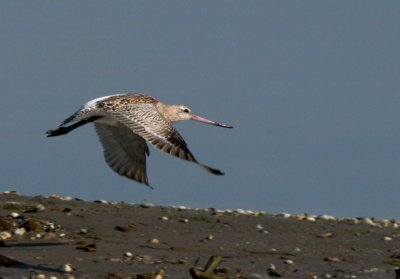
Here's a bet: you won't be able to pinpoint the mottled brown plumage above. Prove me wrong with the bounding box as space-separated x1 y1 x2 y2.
46 93 232 186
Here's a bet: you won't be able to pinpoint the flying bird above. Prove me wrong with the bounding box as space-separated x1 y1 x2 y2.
46 93 232 186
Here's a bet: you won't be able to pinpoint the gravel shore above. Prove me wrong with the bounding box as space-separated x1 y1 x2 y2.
0 192 399 278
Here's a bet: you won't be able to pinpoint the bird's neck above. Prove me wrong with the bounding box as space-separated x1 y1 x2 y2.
156 102 175 122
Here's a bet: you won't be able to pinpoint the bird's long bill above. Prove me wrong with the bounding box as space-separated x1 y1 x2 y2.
191 114 233 128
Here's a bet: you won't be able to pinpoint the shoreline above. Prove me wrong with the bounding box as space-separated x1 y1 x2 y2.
5 190 399 226
0 192 399 278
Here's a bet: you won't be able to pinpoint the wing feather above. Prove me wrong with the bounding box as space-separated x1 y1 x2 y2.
108 105 223 175
111 105 196 161
94 122 151 186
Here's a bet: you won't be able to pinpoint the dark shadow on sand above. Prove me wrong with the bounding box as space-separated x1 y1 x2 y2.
0 254 62 273
1 242 68 249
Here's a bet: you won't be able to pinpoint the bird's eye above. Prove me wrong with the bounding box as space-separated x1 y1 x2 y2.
183 108 190 113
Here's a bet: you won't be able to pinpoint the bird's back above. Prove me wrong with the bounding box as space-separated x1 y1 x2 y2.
62 93 158 126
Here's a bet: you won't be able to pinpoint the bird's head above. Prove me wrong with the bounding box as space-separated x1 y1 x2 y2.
166 104 232 128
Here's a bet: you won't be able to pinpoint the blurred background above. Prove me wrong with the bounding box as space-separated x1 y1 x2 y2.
1 1 399 218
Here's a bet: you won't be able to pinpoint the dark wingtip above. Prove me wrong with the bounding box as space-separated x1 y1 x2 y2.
201 164 225 176
46 129 55 137
136 172 153 189
209 167 224 175
144 182 154 190
213 169 225 175
46 127 67 137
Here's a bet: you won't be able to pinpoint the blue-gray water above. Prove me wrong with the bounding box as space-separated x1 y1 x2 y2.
1 2 399 219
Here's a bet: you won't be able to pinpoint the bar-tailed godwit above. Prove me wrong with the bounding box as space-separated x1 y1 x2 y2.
46 93 232 186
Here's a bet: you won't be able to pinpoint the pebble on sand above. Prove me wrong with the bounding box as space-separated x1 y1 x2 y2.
278 213 291 218
59 263 73 272
3 190 20 195
9 212 20 218
12 227 26 236
124 252 133 257
24 203 46 213
284 259 294 265
0 231 12 240
148 238 160 244
206 234 214 240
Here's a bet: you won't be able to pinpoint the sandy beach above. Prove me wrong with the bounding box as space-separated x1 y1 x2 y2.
0 192 399 278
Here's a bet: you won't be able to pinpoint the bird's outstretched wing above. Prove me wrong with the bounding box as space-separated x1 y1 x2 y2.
108 104 224 175
94 122 151 186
